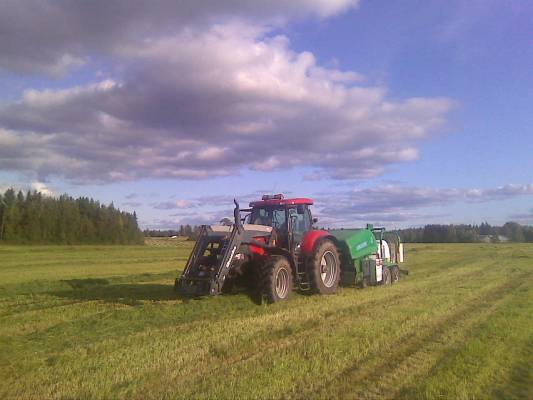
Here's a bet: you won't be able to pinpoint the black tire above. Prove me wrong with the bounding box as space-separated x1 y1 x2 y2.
358 277 368 289
391 265 400 283
260 256 293 303
309 239 341 294
382 266 392 285
221 278 235 294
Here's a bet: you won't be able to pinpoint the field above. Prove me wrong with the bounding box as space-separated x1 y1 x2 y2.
0 243 531 399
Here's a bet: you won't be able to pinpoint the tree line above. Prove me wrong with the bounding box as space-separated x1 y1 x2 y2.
0 189 144 244
395 222 533 243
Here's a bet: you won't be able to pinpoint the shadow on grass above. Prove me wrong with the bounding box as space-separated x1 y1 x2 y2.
54 278 263 305
63 278 110 289
54 279 179 305
220 287 263 305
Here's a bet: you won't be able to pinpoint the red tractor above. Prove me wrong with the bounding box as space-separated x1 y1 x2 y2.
175 194 403 302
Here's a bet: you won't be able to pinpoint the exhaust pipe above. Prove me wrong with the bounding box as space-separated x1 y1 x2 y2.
233 199 243 234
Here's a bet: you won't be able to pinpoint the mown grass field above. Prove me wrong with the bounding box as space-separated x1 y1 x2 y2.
0 243 531 399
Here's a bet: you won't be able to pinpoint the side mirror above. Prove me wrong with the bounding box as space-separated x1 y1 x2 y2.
313 217 318 224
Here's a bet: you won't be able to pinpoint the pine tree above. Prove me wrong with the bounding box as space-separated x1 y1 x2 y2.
0 193 5 241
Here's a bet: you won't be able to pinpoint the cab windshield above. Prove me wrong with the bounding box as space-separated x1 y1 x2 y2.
249 207 287 231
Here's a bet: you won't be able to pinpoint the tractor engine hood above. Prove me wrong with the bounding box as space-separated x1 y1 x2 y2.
209 224 272 235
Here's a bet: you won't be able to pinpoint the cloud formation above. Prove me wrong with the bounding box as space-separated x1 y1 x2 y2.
509 209 533 224
0 0 358 75
142 183 533 228
151 200 196 210
316 183 533 226
0 0 452 183
0 182 56 197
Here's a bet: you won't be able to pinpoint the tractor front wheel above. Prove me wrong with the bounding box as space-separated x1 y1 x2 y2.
309 240 341 294
260 256 293 303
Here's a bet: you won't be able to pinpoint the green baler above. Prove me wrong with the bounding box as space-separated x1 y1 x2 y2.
330 224 403 286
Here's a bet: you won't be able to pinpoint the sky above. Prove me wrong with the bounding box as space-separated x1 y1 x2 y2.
0 0 532 229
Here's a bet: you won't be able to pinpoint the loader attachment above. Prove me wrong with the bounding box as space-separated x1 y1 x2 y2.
175 224 242 296
175 222 273 297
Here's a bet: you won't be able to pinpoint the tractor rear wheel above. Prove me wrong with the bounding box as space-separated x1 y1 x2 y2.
382 267 392 285
260 256 293 303
391 265 400 283
309 240 341 294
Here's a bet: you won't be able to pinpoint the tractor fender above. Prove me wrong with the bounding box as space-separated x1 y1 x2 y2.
300 230 335 255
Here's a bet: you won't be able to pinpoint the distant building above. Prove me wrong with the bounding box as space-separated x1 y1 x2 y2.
479 235 509 243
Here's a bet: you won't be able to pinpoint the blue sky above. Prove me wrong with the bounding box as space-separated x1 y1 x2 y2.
0 0 532 228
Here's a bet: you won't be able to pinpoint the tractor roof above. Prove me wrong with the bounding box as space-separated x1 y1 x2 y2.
249 197 313 207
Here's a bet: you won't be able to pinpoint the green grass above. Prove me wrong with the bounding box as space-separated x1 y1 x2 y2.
0 243 531 399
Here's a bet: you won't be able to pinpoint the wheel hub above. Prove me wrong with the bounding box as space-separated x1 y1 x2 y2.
320 251 338 288
275 268 289 298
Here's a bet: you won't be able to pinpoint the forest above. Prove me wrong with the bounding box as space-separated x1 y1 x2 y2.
395 222 533 243
0 189 143 244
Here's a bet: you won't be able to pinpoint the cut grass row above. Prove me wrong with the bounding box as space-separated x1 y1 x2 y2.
0 243 531 399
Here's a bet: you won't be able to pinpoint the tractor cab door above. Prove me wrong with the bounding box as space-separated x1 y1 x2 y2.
288 205 312 251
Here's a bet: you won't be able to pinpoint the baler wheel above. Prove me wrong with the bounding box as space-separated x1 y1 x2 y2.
358 277 368 289
260 256 293 303
391 265 400 283
309 240 341 294
382 267 392 285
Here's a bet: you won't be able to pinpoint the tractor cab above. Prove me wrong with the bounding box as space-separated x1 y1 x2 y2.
247 194 314 251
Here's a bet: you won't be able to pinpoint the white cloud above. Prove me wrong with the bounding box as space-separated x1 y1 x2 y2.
30 182 55 196
175 200 193 208
0 22 453 183
151 200 196 210
0 0 359 75
0 181 56 197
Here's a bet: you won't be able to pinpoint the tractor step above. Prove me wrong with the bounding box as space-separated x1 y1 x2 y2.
296 270 311 291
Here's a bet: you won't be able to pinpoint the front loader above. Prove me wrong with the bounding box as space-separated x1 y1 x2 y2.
175 222 274 296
